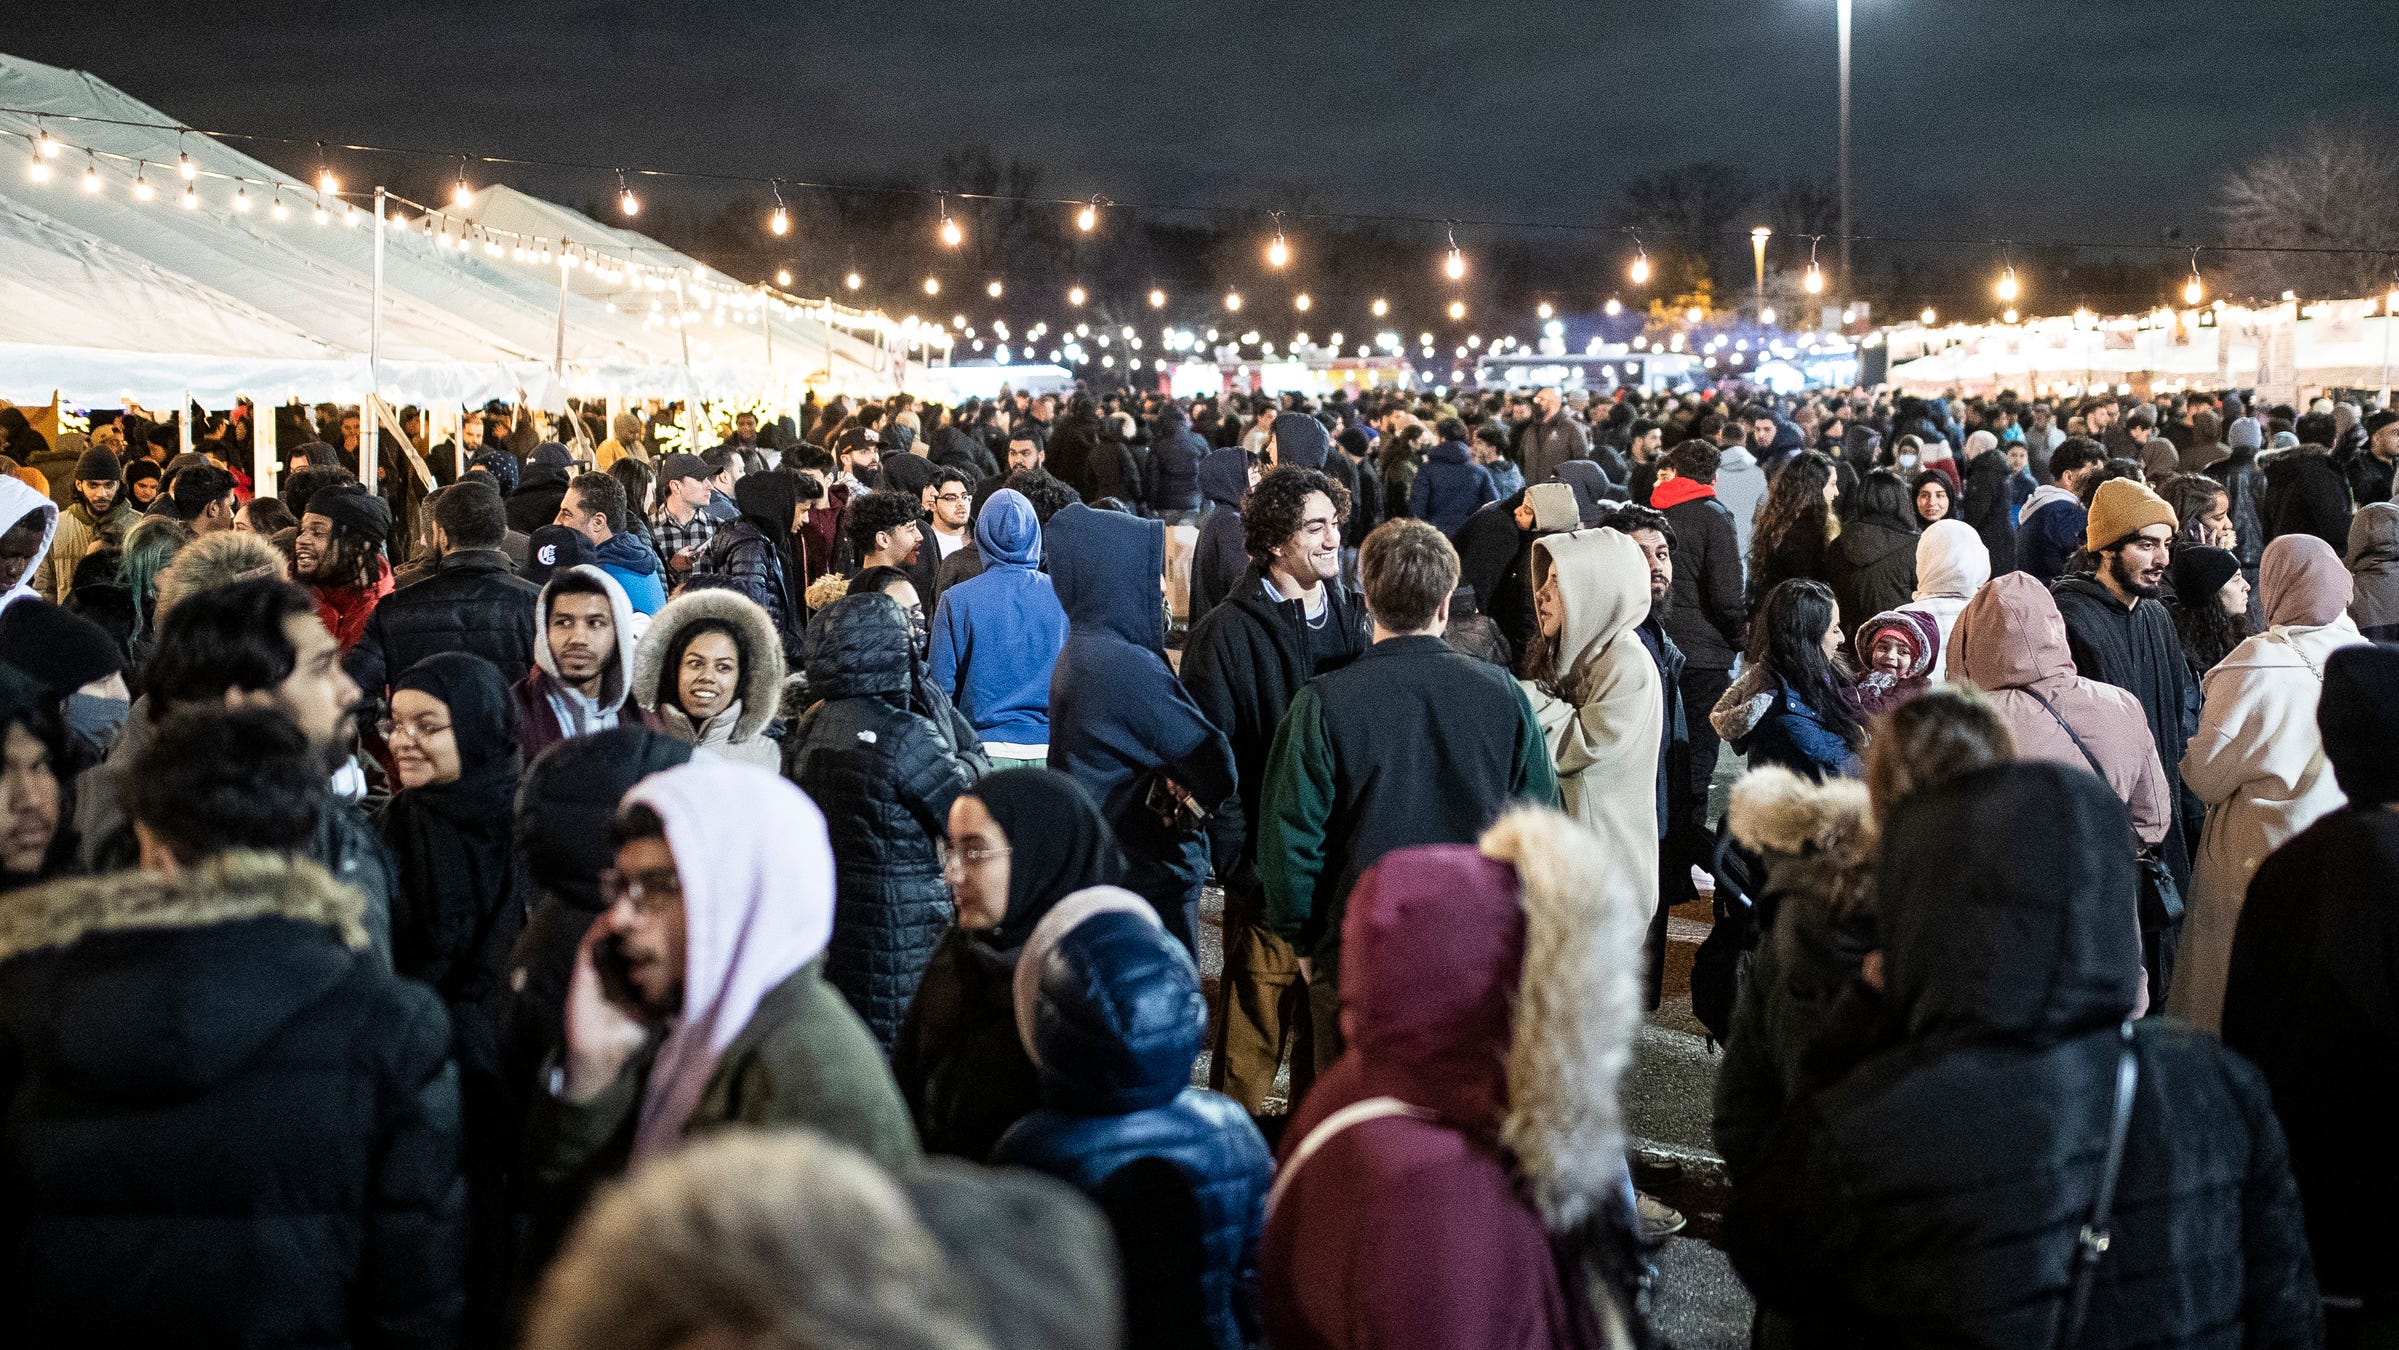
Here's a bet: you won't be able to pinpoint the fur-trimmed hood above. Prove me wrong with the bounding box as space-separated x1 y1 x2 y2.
1726 765 1878 920
1339 808 1646 1233
631 586 785 744
0 852 369 1100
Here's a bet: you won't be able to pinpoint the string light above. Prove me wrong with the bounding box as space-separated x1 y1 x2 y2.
1628 233 1651 286
1448 300 1466 320
452 157 474 209
177 137 196 181
1225 290 1243 312
775 267 793 286
24 138 48 183
2002 307 2019 323
1371 298 1389 317
1799 235 1825 295
1267 213 1290 268
315 155 338 195
268 189 289 221
1295 293 1311 312
1076 197 1098 232
80 152 100 193
986 279 1004 298
231 184 250 213
1995 263 2020 302
1603 297 1622 316
768 181 789 236
179 180 198 210
938 197 962 247
1921 307 1937 324
846 271 863 290
1068 286 1087 306
32 120 59 160
617 170 640 217
923 276 940 295
313 194 331 225
1443 225 1465 280
2182 251 2204 306
1536 301 1554 320
1149 288 1167 308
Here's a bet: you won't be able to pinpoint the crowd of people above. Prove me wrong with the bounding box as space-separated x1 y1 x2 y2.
0 372 2392 1349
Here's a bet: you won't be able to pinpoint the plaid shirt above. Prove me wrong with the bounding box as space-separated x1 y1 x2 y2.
650 500 718 563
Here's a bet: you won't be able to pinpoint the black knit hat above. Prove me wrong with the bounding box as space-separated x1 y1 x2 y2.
2169 546 2240 607
73 447 121 483
0 600 123 696
308 484 392 544
2321 644 2399 806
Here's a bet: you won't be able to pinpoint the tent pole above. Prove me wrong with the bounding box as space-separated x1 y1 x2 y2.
178 390 192 456
554 252 569 381
365 185 385 493
255 398 279 500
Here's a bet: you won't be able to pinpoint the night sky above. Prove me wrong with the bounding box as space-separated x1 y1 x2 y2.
14 1 2396 248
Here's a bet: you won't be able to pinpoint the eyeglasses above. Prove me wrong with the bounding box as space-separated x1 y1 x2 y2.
934 491 968 505
599 867 683 917
375 717 452 744
938 842 1012 880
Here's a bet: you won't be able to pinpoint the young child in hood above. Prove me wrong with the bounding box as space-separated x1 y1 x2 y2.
1847 608 1940 721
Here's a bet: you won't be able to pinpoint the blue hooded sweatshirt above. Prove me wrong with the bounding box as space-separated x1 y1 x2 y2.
1190 448 1252 622
594 528 666 614
1407 438 1498 536
929 489 1067 747
1045 504 1237 947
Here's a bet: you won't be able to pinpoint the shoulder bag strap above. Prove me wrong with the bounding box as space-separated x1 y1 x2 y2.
1264 1096 1430 1218
2024 688 2110 785
2055 1020 2140 1350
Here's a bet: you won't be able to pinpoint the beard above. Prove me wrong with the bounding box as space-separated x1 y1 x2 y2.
2106 550 2163 601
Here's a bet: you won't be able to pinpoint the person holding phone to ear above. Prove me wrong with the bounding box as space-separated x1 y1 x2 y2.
528 761 919 1219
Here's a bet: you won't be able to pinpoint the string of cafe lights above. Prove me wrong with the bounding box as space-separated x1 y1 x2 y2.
8 103 2399 341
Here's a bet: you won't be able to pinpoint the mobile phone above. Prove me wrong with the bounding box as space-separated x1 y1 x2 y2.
592 932 643 1010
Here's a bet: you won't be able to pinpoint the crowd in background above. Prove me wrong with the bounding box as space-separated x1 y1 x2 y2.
0 365 2393 1349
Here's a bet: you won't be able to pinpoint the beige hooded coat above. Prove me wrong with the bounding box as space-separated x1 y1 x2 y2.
1518 528 1664 920
2171 534 2367 1033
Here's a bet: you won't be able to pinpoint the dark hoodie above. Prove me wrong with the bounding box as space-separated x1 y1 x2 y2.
691 471 801 648
2261 446 2354 554
0 853 466 1346
1189 448 1252 623
1267 413 1329 470
1727 763 2319 1349
1408 438 1498 536
1145 408 1206 513
1044 504 1236 949
505 443 573 536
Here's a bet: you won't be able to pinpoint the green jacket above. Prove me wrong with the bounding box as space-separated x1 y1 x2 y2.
1256 634 1560 990
529 958 920 1201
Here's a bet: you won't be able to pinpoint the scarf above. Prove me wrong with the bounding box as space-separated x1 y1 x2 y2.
382 652 525 1009
972 768 1126 951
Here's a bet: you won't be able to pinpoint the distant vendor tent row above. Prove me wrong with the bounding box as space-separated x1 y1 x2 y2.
1876 295 2399 404
0 53 927 430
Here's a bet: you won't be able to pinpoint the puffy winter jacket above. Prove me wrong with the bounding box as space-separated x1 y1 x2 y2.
1407 438 1498 536
1712 671 1861 782
786 593 979 1050
1145 413 1207 513
1821 517 1918 634
0 853 466 1348
344 548 542 699
996 898 1272 1350
2261 447 2353 553
1728 762 2321 1350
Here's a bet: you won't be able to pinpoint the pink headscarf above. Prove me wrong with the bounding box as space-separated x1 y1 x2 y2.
2260 533 2354 630
623 761 835 1158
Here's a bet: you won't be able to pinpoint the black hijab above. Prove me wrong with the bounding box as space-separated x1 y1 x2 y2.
382 652 525 1002
972 768 1124 951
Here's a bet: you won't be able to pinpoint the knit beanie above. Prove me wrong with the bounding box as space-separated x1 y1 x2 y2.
2366 410 2399 439
309 484 393 545
2226 417 2263 451
2319 644 2399 806
0 600 122 696
2169 546 2240 607
73 446 122 483
2085 477 2177 552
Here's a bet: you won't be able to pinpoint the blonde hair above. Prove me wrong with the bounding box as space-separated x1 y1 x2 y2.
526 1130 991 1350
155 530 289 622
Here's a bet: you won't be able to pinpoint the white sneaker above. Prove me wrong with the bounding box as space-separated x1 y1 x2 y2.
1637 1192 1686 1240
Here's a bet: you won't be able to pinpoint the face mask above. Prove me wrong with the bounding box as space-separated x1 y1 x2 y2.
64 693 130 761
1898 453 1919 471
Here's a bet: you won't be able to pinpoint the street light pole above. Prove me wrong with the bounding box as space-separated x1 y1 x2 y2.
1837 0 1853 304
1751 226 1772 323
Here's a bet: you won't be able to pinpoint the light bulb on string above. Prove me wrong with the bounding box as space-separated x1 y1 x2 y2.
177 140 196 181
1149 288 1167 308
1068 286 1087 306
1995 264 2020 302
25 143 48 184
2182 251 2204 306
987 280 1004 298
768 181 789 236
1536 302 1554 320
1603 297 1622 317
81 153 101 193
846 271 863 290
1225 290 1243 312
179 181 198 210
1443 225 1466 280
1295 293 1311 312
924 276 940 295
269 190 289 221
1802 236 1825 294
1371 298 1389 317
451 158 474 209
1076 198 1098 232
1267 213 1290 268
313 196 330 225
32 121 59 160
938 197 962 247
1448 300 1466 321
232 184 250 213
1629 247 1650 287
617 171 640 217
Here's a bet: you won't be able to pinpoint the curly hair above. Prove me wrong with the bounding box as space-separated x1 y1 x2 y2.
1000 468 1079 523
842 489 920 558
1747 451 1836 602
1241 466 1349 562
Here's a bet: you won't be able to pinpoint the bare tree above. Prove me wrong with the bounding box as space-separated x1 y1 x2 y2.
2218 118 2399 300
1608 161 1757 298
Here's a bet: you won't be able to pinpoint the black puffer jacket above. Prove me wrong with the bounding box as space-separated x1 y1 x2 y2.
2261 447 2354 553
0 852 466 1348
1820 517 1918 633
344 549 542 699
505 462 570 537
1727 763 2320 1350
1959 447 2022 576
786 594 979 1051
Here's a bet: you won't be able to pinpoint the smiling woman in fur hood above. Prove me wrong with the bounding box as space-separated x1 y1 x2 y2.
631 588 785 770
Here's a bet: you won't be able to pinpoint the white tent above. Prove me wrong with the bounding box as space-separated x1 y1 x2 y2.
0 53 904 411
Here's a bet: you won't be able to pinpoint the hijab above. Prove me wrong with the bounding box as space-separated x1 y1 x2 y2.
2259 533 2352 630
971 768 1125 952
381 651 526 999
